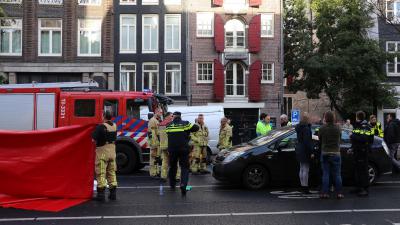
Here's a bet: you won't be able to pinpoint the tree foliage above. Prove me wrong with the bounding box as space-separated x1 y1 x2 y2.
285 0 398 119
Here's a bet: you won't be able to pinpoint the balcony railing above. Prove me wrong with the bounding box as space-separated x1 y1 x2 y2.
39 0 63 4
0 0 22 3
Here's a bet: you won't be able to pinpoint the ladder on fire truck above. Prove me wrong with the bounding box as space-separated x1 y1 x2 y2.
0 81 99 89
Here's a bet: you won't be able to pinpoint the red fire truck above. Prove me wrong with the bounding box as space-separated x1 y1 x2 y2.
0 82 173 174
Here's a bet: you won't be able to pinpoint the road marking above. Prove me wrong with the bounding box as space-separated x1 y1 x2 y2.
119 185 223 189
2 209 400 222
376 181 400 184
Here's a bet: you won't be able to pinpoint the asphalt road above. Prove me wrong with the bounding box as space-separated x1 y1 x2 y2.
1 168 400 225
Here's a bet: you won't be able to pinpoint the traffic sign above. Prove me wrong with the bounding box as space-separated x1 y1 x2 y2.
291 109 300 125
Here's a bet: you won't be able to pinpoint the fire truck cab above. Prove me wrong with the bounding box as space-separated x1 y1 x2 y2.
0 82 173 174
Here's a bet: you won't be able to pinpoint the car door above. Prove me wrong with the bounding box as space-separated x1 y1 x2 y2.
340 130 354 181
273 132 299 185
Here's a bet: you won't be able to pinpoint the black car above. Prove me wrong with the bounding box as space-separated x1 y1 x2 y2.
212 126 392 190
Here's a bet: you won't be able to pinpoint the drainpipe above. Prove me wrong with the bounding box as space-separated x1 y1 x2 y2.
186 1 192 106
280 0 284 115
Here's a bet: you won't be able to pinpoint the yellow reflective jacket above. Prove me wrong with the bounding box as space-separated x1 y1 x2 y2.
191 123 209 147
148 117 160 148
218 125 232 150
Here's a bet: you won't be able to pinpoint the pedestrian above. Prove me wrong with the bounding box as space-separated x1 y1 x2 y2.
148 109 162 178
256 113 272 137
159 112 180 182
280 114 292 127
166 112 199 197
318 111 343 199
384 114 400 175
369 115 384 138
92 111 118 202
191 114 210 175
342 119 353 131
350 111 374 197
218 117 233 151
295 112 314 194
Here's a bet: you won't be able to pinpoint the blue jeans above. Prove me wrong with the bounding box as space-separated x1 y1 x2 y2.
321 154 343 194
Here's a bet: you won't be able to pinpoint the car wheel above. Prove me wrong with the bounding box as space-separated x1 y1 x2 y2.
116 143 138 174
242 164 269 190
368 163 378 185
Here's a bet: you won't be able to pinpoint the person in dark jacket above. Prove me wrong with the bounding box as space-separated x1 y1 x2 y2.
384 114 400 174
350 111 374 197
318 111 343 199
166 112 199 197
295 112 314 194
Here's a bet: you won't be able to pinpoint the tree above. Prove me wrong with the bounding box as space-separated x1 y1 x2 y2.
283 0 313 84
291 0 398 119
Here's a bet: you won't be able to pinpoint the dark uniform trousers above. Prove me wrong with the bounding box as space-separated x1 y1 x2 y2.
168 146 190 188
354 149 369 189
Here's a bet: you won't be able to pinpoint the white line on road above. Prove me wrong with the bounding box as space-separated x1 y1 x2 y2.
2 208 400 222
376 181 400 184
118 185 222 189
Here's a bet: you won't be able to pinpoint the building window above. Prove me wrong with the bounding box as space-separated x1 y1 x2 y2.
120 63 136 91
283 97 293 119
262 63 274 83
38 19 62 56
74 99 96 117
78 0 101 5
143 63 159 92
0 19 22 56
39 0 63 4
387 41 400 76
120 0 136 4
78 19 101 57
120 15 136 53
165 63 181 95
197 62 213 83
261 13 274 37
165 14 181 53
196 12 214 37
386 0 400 23
225 19 245 48
226 63 245 96
164 0 180 5
0 0 21 3
142 0 158 5
142 15 158 53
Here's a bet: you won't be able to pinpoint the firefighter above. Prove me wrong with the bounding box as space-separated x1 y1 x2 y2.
148 109 162 178
166 112 199 197
159 112 180 181
369 115 384 138
350 111 374 197
191 114 210 175
218 117 232 151
92 111 118 202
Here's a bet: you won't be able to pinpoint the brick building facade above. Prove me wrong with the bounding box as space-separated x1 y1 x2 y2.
187 0 284 144
0 0 114 89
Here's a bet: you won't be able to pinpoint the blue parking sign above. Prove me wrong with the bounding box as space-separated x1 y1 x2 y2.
291 109 300 125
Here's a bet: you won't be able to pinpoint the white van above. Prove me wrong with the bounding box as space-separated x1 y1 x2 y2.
168 105 224 156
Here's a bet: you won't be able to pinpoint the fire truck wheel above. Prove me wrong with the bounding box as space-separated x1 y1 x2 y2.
116 143 138 174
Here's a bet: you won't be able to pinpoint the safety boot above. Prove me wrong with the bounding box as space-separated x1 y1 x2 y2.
109 187 117 201
95 188 106 202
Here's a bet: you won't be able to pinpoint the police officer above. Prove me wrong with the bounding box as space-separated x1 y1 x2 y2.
159 112 180 181
92 111 118 202
369 115 384 138
191 114 210 175
350 111 374 197
166 112 199 197
148 109 162 178
218 117 232 151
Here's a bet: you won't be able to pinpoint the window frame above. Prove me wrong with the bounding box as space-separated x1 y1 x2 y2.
142 0 158 5
164 14 181 53
119 0 136 5
142 14 159 53
0 18 23 56
142 62 159 92
225 19 246 49
386 41 400 76
77 18 102 57
261 62 275 83
120 63 137 91
165 62 181 95
120 14 136 54
261 13 274 38
386 0 400 24
164 0 181 5
38 18 63 57
225 62 245 97
196 62 214 84
196 12 214 38
39 0 63 5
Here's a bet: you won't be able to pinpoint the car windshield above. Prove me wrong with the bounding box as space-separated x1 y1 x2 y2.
248 128 292 146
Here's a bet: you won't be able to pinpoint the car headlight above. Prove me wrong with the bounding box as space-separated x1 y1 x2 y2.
223 151 245 164
382 141 390 156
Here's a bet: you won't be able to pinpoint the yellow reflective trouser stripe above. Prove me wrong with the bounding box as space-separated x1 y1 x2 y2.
352 130 373 136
